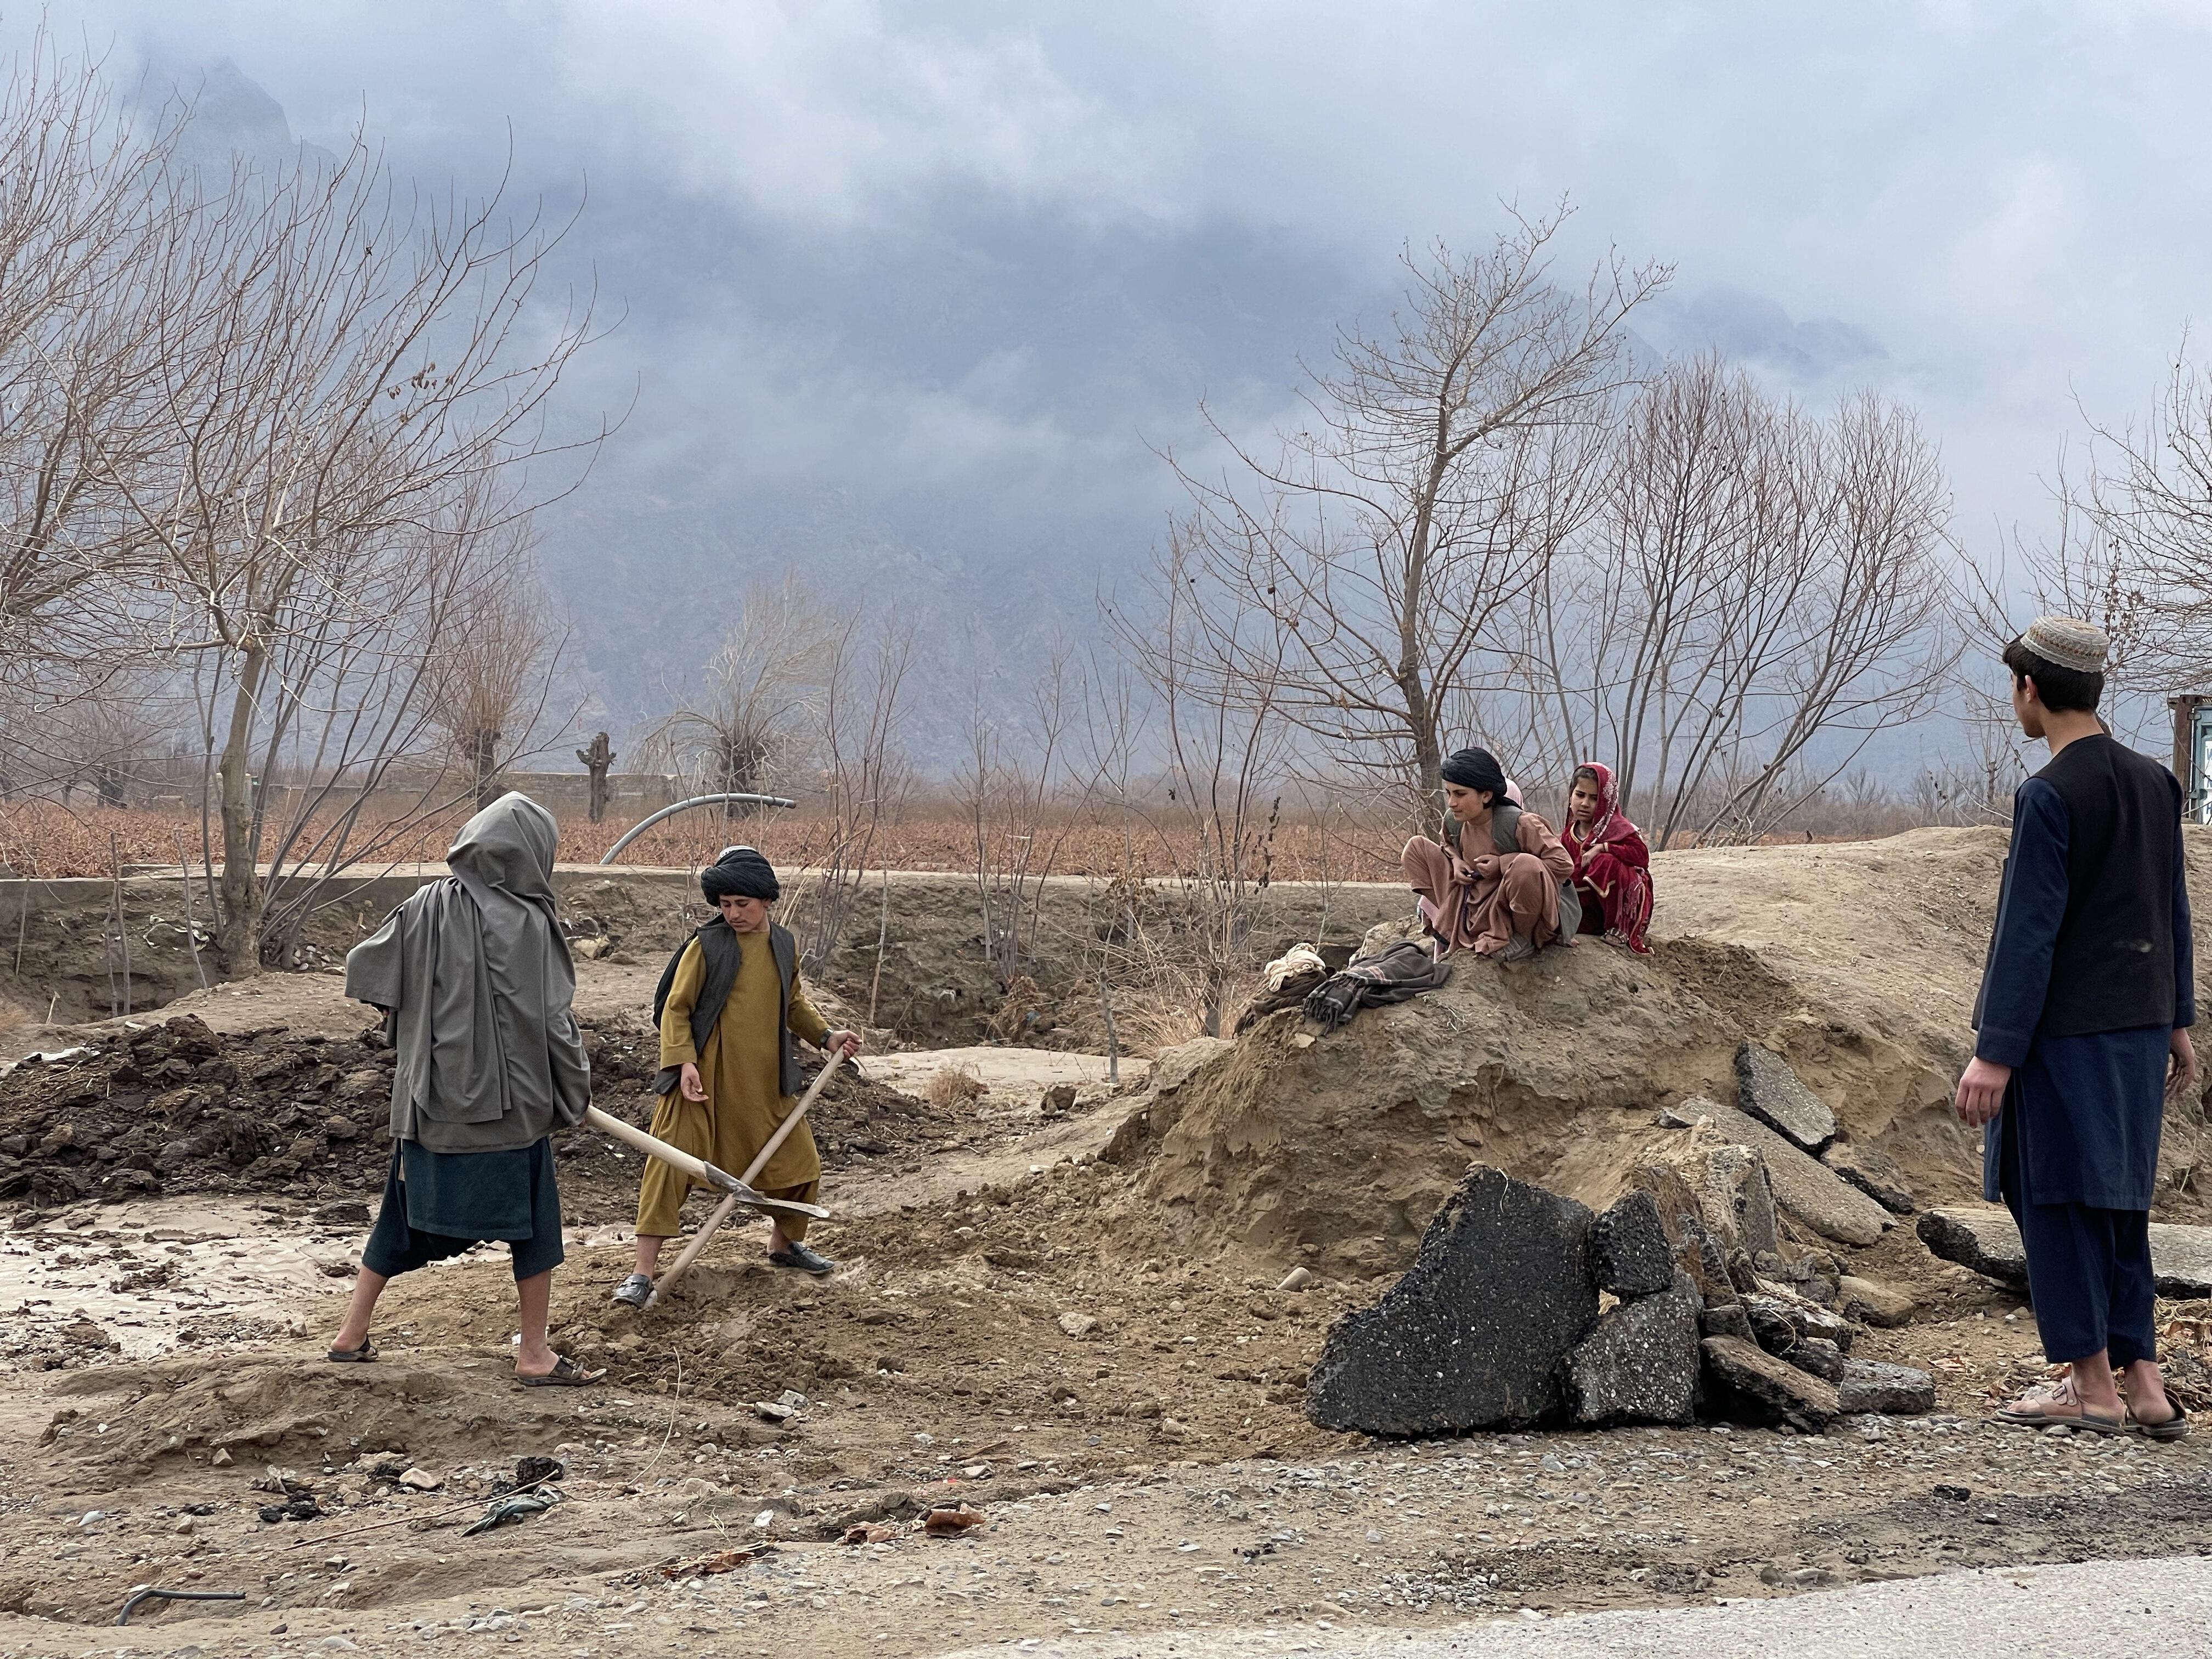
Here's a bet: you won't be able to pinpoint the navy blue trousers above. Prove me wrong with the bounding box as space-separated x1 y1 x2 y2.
361 1137 566 1283
1999 1115 2156 1365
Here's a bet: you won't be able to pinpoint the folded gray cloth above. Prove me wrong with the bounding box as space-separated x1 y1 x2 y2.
1302 941 1453 1032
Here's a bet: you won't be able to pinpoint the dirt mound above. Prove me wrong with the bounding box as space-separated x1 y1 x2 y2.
1111 828 2212 1278
39 1351 584 1486
0 1009 951 1226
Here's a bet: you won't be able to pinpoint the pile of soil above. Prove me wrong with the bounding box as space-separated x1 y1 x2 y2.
0 1012 953 1226
1121 828 2212 1278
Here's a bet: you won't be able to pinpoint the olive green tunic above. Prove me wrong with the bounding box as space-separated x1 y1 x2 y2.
636 932 832 1239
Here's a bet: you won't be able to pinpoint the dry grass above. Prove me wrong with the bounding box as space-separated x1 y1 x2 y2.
922 1064 989 1108
0 787 1951 882
0 800 1410 882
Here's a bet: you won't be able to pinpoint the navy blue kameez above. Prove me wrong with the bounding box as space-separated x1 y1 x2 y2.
1976 778 2193 1364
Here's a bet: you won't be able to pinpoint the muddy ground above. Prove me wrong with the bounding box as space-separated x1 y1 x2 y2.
7 831 2212 1657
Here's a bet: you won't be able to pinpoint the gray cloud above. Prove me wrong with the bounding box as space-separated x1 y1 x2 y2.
16 2 2212 748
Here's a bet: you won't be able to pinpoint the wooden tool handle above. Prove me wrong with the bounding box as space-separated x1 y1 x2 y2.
585 1104 736 1191
646 1191 741 1311
737 1049 845 1186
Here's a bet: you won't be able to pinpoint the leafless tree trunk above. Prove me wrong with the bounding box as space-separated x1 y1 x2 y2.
783 606 914 972
424 502 571 811
1104 535 1296 1038
1169 206 1666 821
963 641 1077 987
577 731 616 823
645 574 837 814
108 129 605 970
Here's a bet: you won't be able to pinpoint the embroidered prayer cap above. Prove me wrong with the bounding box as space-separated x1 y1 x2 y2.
2023 614 2108 676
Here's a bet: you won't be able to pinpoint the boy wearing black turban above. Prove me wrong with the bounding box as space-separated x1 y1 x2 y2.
612 847 860 1304
1402 747 1577 962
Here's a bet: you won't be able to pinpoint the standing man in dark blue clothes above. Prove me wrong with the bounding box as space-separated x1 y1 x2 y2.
1956 616 2197 1437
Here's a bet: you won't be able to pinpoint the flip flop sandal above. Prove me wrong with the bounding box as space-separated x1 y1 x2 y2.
326 1340 377 1364
1994 1400 2125 1434
2130 1406 2192 1441
516 1355 605 1389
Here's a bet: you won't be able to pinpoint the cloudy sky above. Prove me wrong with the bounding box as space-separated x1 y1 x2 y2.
17 2 2212 746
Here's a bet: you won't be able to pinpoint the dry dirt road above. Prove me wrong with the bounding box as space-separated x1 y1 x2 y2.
5 1069 2212 1659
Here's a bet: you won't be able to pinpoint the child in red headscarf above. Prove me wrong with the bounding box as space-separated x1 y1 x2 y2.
1563 763 1654 954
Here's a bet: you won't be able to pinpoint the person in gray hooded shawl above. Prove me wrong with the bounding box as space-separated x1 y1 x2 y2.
326 793 602 1386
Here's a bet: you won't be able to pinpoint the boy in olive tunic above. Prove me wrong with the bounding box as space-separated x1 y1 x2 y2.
612 847 859 1305
1956 617 2196 1437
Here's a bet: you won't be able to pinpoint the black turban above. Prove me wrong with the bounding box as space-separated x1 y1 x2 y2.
1439 747 1508 801
700 845 780 903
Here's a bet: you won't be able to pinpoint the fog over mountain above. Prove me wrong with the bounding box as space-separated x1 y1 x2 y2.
29 4 2212 764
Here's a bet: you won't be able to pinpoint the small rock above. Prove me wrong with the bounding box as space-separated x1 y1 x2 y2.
1563 1273 1701 1425
1277 1266 1313 1293
1787 1336 1844 1383
777 1389 808 1410
1700 1336 1839 1433
1920 1207 2212 1299
1734 1046 1837 1154
1668 1096 1891 1246
1838 1358 1936 1416
397 1468 441 1492
1592 1190 1674 1299
1740 1290 1856 1356
754 1402 795 1423
1057 1312 1099 1339
1821 1142 1917 1214
173 1515 196 1534
211 1448 234 1468
1836 1274 1918 1328
1699 1304 1754 1342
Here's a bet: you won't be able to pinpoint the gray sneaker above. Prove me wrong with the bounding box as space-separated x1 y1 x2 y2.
610 1272 653 1308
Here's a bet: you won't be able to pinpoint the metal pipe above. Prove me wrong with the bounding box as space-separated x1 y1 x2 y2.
597 793 797 865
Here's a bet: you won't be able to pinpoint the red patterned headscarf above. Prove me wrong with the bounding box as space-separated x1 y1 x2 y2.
1570 761 1635 847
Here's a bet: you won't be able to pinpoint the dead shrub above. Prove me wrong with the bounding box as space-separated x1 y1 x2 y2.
923 1065 988 1108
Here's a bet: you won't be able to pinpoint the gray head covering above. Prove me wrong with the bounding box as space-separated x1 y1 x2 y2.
2023 615 2109 675
346 792 591 1155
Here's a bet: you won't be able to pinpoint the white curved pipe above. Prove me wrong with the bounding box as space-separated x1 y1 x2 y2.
597 792 797 864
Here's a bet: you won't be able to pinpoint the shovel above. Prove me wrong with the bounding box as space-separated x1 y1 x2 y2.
627 1049 848 1311
584 1105 829 1226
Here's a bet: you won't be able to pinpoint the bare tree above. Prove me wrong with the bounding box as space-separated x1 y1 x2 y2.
646 574 838 810
1104 533 1297 1037
1508 358 1955 846
0 31 190 705
780 606 915 972
961 640 1079 987
424 505 568 809
1982 342 2212 747
112 132 603 970
1170 207 1667 819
